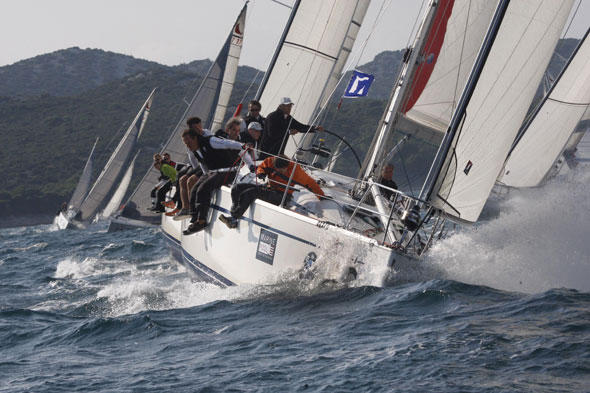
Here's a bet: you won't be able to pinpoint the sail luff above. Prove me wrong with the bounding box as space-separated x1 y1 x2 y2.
68 137 99 211
255 0 301 101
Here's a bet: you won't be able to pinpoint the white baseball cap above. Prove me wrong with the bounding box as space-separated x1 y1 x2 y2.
248 121 263 131
280 97 294 105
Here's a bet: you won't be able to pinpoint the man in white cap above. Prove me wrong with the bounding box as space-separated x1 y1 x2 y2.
239 121 263 160
259 97 323 159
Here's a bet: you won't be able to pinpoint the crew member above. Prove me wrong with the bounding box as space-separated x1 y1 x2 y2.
219 155 324 229
259 97 323 159
180 128 255 234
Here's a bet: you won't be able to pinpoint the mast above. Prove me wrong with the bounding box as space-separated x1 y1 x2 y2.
255 0 301 100
358 0 443 182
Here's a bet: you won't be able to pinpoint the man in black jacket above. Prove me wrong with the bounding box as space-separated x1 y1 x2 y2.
259 97 323 159
180 128 255 235
240 100 265 132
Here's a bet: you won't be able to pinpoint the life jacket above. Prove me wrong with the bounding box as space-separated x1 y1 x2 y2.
193 134 239 171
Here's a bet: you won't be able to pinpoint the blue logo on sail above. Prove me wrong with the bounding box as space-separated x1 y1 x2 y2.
344 71 374 98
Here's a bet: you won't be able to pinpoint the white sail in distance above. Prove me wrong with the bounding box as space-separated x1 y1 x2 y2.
77 89 155 222
256 0 371 157
101 151 139 219
426 0 574 223
118 4 248 224
499 29 590 187
68 138 99 211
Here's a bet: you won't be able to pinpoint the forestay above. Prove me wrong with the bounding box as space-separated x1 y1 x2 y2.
427 0 574 223
499 29 590 187
77 89 155 222
68 138 98 211
119 5 247 224
256 0 370 156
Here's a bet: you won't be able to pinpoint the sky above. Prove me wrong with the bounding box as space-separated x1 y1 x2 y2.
1 0 589 71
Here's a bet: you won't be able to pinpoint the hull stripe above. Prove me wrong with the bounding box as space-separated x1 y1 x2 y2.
161 230 235 287
211 204 317 247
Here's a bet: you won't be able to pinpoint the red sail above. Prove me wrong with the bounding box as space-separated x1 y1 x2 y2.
402 0 455 113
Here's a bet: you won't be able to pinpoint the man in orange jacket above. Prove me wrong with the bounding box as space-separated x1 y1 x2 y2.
219 155 325 229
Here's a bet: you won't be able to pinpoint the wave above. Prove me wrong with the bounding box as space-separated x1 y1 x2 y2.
422 163 590 293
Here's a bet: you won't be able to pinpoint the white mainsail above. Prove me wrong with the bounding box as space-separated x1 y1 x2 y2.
118 4 248 224
425 0 574 223
77 89 155 222
256 0 371 156
499 29 590 187
68 138 99 212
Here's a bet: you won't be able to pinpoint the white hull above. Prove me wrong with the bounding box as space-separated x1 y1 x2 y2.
53 210 85 230
161 185 408 287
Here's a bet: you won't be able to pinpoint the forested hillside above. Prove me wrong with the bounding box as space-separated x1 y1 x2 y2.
0 39 576 225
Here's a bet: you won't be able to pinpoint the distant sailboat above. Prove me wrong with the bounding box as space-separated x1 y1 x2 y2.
54 138 98 230
110 4 248 231
62 89 155 228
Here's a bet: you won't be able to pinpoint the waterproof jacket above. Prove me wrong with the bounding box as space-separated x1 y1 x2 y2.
257 157 324 199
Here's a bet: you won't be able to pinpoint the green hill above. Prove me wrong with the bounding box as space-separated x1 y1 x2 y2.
0 39 578 225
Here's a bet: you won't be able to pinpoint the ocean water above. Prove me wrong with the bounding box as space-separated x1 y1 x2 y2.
1 167 589 392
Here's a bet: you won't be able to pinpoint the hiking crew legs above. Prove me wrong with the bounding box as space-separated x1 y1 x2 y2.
190 171 237 223
230 184 289 219
156 182 172 210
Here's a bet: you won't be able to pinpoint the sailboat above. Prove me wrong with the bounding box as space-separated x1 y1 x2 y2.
160 0 576 287
498 27 590 187
62 89 155 229
54 138 99 230
109 3 248 231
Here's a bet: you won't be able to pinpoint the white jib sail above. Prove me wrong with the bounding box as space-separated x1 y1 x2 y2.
101 152 138 219
429 0 574 223
77 89 155 222
499 31 590 187
120 5 248 224
257 0 370 156
68 138 98 211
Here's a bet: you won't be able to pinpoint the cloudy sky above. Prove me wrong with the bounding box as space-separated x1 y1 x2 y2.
1 0 588 70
